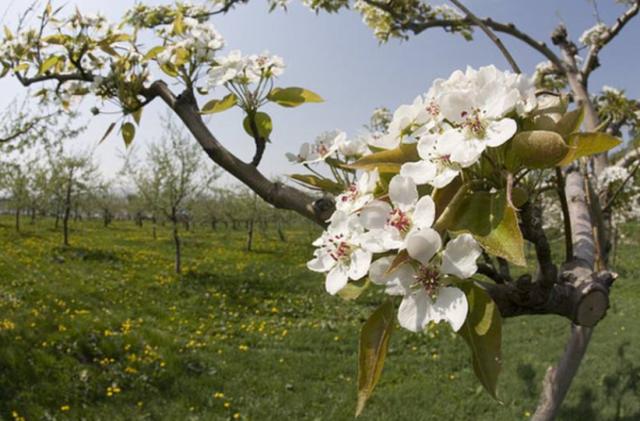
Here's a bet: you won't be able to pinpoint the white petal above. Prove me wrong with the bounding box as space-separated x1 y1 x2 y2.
431 167 460 188
397 291 432 332
389 175 418 211
432 287 468 332
359 230 389 253
400 160 437 185
405 228 442 265
441 233 482 279
484 118 517 147
412 196 436 229
307 252 335 272
325 265 349 295
360 200 392 230
348 249 372 280
368 257 415 295
450 139 484 167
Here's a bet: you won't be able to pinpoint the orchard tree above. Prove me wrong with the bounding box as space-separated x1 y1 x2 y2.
0 158 32 231
128 116 221 273
1 1 639 419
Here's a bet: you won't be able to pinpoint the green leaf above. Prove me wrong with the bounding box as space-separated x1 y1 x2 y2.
356 299 395 417
349 143 419 173
243 112 273 139
98 122 116 144
173 13 184 35
555 106 584 137
132 108 142 125
558 132 622 166
201 94 237 115
458 282 502 400
476 205 526 267
39 55 59 74
42 34 69 45
159 63 178 77
267 87 324 107
289 174 344 194
448 190 506 237
510 130 569 169
121 122 135 147
144 45 165 61
173 47 190 67
4 25 14 40
337 278 369 301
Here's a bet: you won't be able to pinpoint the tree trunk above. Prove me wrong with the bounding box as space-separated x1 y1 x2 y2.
152 214 157 240
246 217 254 252
172 209 181 274
277 219 286 242
532 46 608 420
30 207 36 224
15 208 20 232
54 211 60 229
63 172 73 247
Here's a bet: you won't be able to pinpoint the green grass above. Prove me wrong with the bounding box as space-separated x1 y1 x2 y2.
0 217 638 420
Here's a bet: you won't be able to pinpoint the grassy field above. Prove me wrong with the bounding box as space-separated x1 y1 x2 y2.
0 216 638 420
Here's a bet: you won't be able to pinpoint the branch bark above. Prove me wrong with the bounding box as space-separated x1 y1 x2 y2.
141 81 335 226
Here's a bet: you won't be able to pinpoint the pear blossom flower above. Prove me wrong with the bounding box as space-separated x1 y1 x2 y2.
307 211 372 295
399 133 465 188
335 169 379 214
368 233 482 332
286 131 345 164
337 135 369 158
359 175 440 256
369 96 438 149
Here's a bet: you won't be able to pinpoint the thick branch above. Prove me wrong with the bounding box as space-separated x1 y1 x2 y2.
142 81 334 226
582 0 640 79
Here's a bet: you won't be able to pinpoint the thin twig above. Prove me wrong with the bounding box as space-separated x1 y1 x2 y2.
449 0 521 73
555 167 573 262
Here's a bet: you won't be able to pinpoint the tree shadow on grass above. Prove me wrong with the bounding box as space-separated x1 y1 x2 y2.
559 341 640 421
51 246 122 263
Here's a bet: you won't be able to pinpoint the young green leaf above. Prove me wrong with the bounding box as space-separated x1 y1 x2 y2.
289 174 344 194
39 55 59 74
337 278 370 301
348 143 419 173
448 190 506 237
144 45 165 61
555 106 584 137
267 87 324 107
476 205 526 266
558 132 622 166
356 299 395 417
121 122 135 147
201 94 237 115
458 282 502 400
243 112 273 139
99 122 116 144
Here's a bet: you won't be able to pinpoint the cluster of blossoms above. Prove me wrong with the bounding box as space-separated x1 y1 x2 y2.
208 50 285 87
579 22 609 46
156 18 224 68
381 65 537 188
286 130 369 164
123 2 210 28
301 66 542 333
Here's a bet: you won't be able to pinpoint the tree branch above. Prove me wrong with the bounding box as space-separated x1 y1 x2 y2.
361 0 564 70
448 0 521 73
141 80 334 226
582 0 640 79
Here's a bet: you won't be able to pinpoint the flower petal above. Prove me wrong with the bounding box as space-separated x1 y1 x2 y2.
368 256 415 295
398 291 432 332
307 252 334 272
348 249 372 280
441 233 482 279
406 228 442 265
431 286 468 332
412 196 436 229
360 200 392 230
389 175 418 211
484 118 517 147
325 264 349 295
399 160 437 185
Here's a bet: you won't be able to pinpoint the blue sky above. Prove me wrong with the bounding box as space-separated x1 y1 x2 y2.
1 0 639 183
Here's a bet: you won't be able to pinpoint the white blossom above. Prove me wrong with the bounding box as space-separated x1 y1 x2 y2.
307 211 372 295
368 233 481 332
